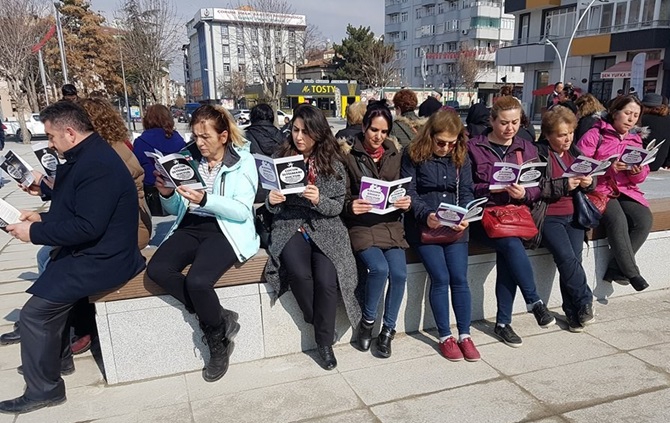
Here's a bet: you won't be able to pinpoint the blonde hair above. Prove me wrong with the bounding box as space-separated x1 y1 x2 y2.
491 96 522 121
191 105 246 148
345 101 367 126
541 105 577 137
575 94 605 118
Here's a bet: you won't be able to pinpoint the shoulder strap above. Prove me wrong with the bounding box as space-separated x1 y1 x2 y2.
551 151 569 172
455 167 460 206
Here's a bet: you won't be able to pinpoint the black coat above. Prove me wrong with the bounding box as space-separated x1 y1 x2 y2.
245 121 284 156
29 133 145 302
466 102 490 137
418 96 442 117
641 113 670 171
335 124 362 145
576 115 598 143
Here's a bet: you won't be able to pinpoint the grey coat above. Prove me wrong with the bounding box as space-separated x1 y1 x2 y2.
263 160 362 328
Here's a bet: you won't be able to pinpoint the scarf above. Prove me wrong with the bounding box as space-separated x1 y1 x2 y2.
307 155 317 185
364 144 384 161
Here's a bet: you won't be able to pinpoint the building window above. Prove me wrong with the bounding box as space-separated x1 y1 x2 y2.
221 26 228 36
414 66 422 77
628 0 641 26
237 46 245 56
401 12 408 22
543 6 576 38
519 13 530 44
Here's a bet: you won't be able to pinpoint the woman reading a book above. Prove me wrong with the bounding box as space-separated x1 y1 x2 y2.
577 95 652 291
263 104 361 371
340 101 411 358
147 105 259 383
467 96 554 348
529 106 595 332
400 109 481 361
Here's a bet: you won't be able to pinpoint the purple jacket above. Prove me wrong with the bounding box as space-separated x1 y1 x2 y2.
467 134 541 206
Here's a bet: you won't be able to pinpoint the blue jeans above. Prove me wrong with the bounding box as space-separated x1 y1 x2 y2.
416 242 471 337
357 247 407 330
37 245 54 275
541 215 592 318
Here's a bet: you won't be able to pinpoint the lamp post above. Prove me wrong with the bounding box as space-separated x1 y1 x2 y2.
53 2 69 84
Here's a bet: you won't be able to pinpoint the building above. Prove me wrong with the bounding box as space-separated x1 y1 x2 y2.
296 50 337 80
184 7 306 102
497 0 670 119
385 0 524 102
285 79 361 117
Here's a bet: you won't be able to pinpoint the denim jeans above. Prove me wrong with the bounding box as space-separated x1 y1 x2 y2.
37 245 54 275
541 215 592 318
357 247 407 330
415 242 471 337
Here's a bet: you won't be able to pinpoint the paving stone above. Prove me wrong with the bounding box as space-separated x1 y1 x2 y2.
628 343 670 374
563 388 670 423
477 329 617 376
90 402 192 423
513 354 669 411
0 269 38 283
371 379 550 423
301 409 378 423
585 309 670 350
0 281 32 296
0 337 20 371
527 418 566 423
341 353 499 405
190 374 361 423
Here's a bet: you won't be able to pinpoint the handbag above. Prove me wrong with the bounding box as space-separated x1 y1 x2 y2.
144 184 166 217
255 204 273 249
573 190 603 229
419 169 465 244
481 204 538 240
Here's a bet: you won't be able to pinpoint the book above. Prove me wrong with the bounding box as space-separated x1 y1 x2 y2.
489 161 547 190
32 142 62 178
359 176 412 215
620 139 666 169
561 154 618 177
0 198 21 233
253 154 307 194
144 149 206 190
435 197 488 228
0 150 35 187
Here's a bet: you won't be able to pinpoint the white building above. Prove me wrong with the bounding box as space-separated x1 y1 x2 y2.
497 0 670 119
385 0 524 99
184 7 306 102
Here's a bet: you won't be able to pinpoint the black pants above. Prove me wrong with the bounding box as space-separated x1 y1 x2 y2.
70 298 97 338
20 296 74 401
281 232 338 346
601 196 653 279
147 214 238 327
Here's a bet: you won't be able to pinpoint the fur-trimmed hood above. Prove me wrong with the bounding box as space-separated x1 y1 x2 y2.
394 114 428 130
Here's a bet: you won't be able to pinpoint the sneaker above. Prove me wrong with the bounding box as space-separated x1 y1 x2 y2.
457 338 481 362
438 337 463 361
565 314 584 333
577 303 595 326
532 302 556 328
494 325 523 348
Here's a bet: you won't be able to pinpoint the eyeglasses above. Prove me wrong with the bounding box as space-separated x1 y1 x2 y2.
434 138 458 147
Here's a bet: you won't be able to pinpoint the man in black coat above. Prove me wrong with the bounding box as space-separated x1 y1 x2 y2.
418 91 443 117
0 101 145 414
245 104 285 202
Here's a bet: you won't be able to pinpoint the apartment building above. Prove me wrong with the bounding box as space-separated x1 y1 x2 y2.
385 0 523 99
497 0 670 119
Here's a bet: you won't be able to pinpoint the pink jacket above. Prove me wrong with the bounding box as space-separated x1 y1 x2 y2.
577 119 650 207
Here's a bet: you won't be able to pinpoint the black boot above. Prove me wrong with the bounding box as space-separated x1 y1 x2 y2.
357 320 374 351
376 326 395 359
201 323 233 382
0 321 20 346
317 345 337 370
630 276 649 292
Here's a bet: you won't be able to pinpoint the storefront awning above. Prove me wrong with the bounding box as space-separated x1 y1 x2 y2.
600 60 661 79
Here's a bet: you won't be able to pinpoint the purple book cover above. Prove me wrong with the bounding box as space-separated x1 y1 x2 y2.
359 179 391 210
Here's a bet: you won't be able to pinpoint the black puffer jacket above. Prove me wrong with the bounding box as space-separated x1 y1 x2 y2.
245 121 285 202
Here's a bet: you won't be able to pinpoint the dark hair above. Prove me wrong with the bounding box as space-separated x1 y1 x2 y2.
490 96 522 121
362 101 393 133
392 89 418 114
40 100 94 133
143 105 175 138
562 85 577 102
606 95 644 126
617 89 624 95
499 85 514 97
61 84 77 97
554 81 563 90
277 104 344 177
250 104 274 124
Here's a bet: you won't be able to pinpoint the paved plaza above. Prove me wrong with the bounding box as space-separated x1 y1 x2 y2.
0 141 669 422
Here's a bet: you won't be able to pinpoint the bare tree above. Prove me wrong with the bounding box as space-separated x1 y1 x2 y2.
299 23 327 63
456 44 488 92
115 0 182 106
219 70 247 108
360 37 400 88
0 0 48 143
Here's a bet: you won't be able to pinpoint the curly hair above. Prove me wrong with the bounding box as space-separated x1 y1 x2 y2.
643 104 669 117
78 97 129 145
190 105 245 148
143 105 175 138
392 89 418 114
277 104 344 177
407 109 468 168
575 94 605 117
541 105 578 137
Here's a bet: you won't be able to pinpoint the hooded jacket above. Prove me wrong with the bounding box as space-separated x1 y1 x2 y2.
245 121 285 156
466 102 490 137
576 117 650 207
390 111 426 148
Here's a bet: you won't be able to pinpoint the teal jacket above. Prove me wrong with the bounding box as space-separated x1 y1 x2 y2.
160 143 260 262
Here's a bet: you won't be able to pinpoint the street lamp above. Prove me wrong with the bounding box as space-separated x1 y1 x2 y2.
53 1 69 84
543 0 609 83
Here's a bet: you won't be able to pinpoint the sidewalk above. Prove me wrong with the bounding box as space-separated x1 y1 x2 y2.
0 142 669 422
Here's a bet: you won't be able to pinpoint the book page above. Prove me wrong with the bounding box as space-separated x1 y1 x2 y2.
0 198 21 232
435 202 467 227
517 162 547 187
275 155 307 194
253 154 281 192
158 154 206 190
32 142 62 177
0 151 35 187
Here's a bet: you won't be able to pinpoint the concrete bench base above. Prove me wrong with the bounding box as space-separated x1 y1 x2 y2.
96 230 670 384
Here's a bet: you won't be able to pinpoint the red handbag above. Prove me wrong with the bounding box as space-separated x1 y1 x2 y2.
420 226 464 244
585 191 608 214
481 204 538 240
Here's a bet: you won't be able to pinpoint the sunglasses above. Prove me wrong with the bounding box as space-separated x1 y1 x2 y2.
434 138 458 148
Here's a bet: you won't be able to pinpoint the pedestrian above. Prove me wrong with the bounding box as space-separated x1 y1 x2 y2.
467 96 555 348
577 95 652 291
529 106 595 332
335 101 366 145
546 82 563 109
341 101 410 358
0 101 145 414
401 109 481 361
574 94 606 142
418 90 443 118
60 84 78 102
146 105 259 382
551 84 578 114
390 89 425 148
264 104 361 371
639 93 670 171
466 97 489 138
244 104 286 202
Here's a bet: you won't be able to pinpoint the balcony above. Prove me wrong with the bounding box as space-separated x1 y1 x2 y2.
575 19 670 37
469 2 503 18
505 0 560 14
496 36 556 66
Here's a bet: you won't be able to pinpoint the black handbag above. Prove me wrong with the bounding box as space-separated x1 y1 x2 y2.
255 204 273 249
573 190 602 229
144 184 166 217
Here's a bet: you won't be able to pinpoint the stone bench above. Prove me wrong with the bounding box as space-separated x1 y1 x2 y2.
94 198 670 384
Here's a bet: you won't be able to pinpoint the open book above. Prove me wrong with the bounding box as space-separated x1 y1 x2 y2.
144 149 206 190
561 154 617 177
32 142 62 178
620 139 666 169
489 161 547 190
0 151 35 187
435 198 488 228
253 154 307 194
0 198 21 233
359 176 412 215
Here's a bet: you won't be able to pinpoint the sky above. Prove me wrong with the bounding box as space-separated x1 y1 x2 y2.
90 0 384 81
